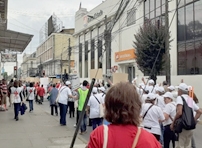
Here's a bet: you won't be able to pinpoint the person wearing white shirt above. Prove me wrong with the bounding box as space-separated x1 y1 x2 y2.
26 82 36 112
162 92 176 148
167 85 178 101
141 93 165 141
10 81 23 121
98 87 106 102
57 81 76 126
156 86 165 110
170 83 202 148
87 87 104 130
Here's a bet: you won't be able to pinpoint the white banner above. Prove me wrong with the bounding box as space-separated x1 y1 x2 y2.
1 53 17 62
69 74 80 90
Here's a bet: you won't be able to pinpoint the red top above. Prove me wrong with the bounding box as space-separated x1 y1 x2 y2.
87 125 161 148
37 87 45 97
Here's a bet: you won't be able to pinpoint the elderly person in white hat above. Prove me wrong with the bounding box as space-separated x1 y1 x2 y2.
156 86 165 110
162 92 176 148
57 81 77 126
87 87 104 130
170 83 202 148
141 93 165 141
167 85 178 101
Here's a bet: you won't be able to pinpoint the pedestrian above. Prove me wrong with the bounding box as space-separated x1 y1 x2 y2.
49 84 58 116
170 83 202 148
10 80 23 121
57 81 76 126
87 87 104 130
141 93 165 141
1 79 8 110
68 90 76 118
77 80 89 134
38 85 45 102
87 82 162 148
27 82 35 112
162 92 176 148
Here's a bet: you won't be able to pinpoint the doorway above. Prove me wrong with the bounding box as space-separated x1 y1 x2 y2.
127 66 135 83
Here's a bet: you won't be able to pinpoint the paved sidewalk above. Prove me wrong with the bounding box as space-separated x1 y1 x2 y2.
0 102 87 148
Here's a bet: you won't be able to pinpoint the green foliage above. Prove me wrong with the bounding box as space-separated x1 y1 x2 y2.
133 21 171 78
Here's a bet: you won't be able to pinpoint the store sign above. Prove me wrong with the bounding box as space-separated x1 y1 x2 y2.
115 49 136 62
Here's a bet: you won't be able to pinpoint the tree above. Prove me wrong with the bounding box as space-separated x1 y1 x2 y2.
133 21 172 83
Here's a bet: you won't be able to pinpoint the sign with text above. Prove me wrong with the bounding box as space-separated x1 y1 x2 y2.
113 73 128 84
1 53 17 62
90 69 103 79
115 49 136 62
69 74 80 90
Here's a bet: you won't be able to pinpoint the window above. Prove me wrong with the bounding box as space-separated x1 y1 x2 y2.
127 8 136 26
177 0 202 75
79 43 82 77
98 39 103 68
91 39 95 69
31 61 33 68
85 41 88 77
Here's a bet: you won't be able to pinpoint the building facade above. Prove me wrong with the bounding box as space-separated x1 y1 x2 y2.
74 0 202 106
21 52 37 79
36 29 75 78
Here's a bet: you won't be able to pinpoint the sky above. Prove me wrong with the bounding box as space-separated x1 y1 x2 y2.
4 0 103 75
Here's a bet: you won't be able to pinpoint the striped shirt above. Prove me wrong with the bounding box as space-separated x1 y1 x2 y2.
1 84 7 94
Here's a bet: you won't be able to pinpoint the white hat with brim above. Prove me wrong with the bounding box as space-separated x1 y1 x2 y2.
168 85 175 91
92 87 98 93
148 79 154 84
176 83 189 91
163 92 174 100
156 86 165 93
65 81 71 85
98 87 105 92
146 93 157 101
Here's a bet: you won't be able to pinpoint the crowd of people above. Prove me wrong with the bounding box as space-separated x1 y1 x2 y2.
1 77 202 148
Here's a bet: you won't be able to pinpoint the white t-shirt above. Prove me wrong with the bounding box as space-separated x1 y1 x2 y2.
141 94 148 104
141 103 165 135
163 102 176 126
97 92 106 103
176 94 199 112
58 86 72 105
156 95 165 110
27 87 35 100
10 87 23 103
87 94 104 119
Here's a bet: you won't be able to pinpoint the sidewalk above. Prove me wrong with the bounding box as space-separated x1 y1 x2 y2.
0 102 87 148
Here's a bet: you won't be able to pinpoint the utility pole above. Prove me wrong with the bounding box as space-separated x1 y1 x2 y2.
60 53 63 80
68 38 72 74
165 0 171 85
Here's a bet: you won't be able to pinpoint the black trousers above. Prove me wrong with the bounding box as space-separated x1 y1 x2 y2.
76 108 79 124
164 124 175 148
51 104 58 115
68 101 75 118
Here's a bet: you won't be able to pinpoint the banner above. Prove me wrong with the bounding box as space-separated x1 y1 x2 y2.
90 69 103 79
113 73 128 84
1 53 17 62
69 74 80 90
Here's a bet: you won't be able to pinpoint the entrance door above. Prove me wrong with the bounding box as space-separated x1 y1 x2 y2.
127 66 135 83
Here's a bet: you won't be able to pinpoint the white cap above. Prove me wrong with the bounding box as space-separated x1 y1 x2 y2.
146 93 157 100
148 79 154 84
65 81 71 85
168 85 175 91
98 87 105 92
163 92 174 100
176 83 189 91
92 87 98 94
156 86 165 93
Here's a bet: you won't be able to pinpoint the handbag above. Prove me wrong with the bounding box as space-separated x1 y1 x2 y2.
94 96 104 118
143 105 153 119
103 125 141 148
174 96 196 133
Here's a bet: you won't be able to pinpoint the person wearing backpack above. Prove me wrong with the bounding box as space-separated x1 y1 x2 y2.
170 83 202 148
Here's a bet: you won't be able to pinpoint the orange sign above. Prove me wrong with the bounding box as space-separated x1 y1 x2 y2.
115 49 136 62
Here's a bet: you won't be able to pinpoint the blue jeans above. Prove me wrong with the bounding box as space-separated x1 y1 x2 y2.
78 111 87 132
14 103 20 118
29 100 33 111
59 103 67 125
160 123 164 145
92 118 103 130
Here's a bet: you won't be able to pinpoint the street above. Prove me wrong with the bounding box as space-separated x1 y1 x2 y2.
1 99 202 148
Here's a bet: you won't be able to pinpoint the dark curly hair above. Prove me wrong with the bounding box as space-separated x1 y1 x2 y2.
105 82 141 126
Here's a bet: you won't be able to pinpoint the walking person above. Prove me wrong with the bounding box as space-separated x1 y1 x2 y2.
27 82 35 112
162 92 176 148
68 90 76 118
49 84 58 116
1 79 8 110
87 87 104 130
57 81 76 126
10 80 23 121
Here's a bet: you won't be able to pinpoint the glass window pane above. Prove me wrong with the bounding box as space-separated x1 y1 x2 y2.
177 8 186 42
145 0 150 16
186 4 194 40
186 41 195 74
195 39 202 74
162 0 165 15
178 0 185 8
178 43 187 75
194 1 202 39
150 0 155 19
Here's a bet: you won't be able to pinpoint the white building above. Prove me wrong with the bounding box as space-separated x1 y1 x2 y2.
74 0 202 107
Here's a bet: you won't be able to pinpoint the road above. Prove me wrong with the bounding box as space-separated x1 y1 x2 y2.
41 99 202 147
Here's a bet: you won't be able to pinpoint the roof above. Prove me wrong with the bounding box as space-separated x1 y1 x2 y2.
0 29 33 52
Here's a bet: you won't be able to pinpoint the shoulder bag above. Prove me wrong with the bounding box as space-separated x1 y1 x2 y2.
103 125 141 148
143 105 153 119
94 95 104 118
55 86 66 103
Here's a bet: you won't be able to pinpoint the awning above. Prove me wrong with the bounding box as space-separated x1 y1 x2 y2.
0 29 33 52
